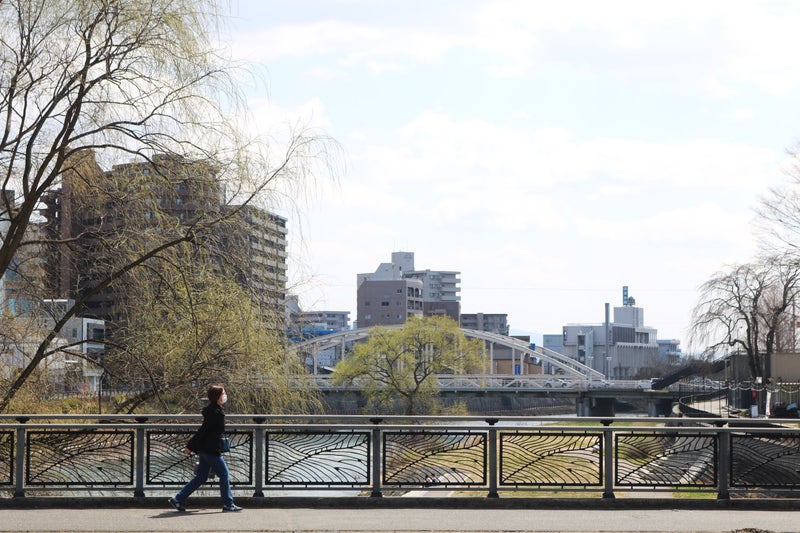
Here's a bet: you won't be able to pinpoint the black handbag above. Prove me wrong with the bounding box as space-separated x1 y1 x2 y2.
219 437 230 452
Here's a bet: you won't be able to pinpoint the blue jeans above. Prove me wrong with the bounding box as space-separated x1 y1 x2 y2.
175 453 234 507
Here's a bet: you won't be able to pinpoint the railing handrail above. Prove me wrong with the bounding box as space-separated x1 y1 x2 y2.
2 413 796 424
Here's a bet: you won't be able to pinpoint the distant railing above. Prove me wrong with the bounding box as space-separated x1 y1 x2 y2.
279 375 663 391
1 414 798 499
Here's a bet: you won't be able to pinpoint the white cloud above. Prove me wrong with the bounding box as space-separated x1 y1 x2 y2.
232 19 462 73
232 1 800 97
371 113 781 196
228 1 800 351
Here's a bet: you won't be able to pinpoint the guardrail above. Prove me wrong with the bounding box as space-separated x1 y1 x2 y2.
282 375 660 391
1 414 798 499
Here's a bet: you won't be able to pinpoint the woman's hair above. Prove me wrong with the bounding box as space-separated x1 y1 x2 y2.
207 384 225 404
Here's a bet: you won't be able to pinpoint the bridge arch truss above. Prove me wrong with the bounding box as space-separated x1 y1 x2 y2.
290 326 603 381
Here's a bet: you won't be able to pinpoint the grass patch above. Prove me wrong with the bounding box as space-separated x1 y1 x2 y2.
671 490 717 499
536 419 664 428
451 490 601 498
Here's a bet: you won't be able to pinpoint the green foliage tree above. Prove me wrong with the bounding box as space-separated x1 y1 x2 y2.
331 316 486 415
108 253 321 414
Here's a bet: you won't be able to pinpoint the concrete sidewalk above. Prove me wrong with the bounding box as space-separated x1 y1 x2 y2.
0 498 797 532
1 506 798 532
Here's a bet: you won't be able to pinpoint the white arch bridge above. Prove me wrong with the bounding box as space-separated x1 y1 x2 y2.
290 326 604 382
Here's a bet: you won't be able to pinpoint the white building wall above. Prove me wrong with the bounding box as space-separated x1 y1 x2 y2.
560 303 660 378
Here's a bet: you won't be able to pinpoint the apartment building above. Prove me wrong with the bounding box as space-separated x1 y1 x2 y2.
296 310 351 332
357 278 424 327
460 313 509 335
404 269 460 321
356 251 459 327
219 204 288 322
39 151 288 325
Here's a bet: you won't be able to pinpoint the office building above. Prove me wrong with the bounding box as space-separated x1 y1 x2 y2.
1 190 47 315
42 299 106 392
558 288 662 379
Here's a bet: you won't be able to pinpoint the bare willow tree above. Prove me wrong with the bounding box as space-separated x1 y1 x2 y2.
757 146 800 254
0 0 336 411
690 255 800 380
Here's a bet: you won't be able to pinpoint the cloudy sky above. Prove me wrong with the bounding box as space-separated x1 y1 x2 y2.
224 0 800 352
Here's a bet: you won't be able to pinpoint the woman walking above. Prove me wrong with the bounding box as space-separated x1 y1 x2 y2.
169 384 243 512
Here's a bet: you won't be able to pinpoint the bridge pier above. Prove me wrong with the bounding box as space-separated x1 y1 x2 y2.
647 397 674 417
577 395 615 417
589 397 615 417
577 395 589 416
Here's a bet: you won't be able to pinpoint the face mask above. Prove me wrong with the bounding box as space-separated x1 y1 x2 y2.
220 394 228 405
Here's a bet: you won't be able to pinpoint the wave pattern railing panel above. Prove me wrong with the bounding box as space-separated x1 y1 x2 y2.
0 430 12 485
146 430 194 485
383 431 486 487
500 431 602 487
615 432 716 487
27 429 134 486
145 430 253 486
731 433 800 488
266 430 370 487
1 416 799 498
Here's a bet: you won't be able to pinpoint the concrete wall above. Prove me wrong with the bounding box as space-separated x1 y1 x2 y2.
772 352 800 382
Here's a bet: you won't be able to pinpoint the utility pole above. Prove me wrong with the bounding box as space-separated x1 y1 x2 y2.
604 303 610 380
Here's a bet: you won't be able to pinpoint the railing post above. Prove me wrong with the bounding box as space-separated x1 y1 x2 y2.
370 418 382 498
13 417 28 498
252 417 266 497
602 420 615 499
717 423 730 500
486 418 499 498
134 417 148 498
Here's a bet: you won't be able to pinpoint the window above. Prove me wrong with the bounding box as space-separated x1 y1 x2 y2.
381 301 389 307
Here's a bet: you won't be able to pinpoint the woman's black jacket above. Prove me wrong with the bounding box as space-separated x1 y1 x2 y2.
186 403 225 455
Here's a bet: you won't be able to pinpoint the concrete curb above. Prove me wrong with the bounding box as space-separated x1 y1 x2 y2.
1 496 799 511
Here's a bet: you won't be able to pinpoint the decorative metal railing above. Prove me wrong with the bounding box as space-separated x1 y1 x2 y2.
1 415 798 499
